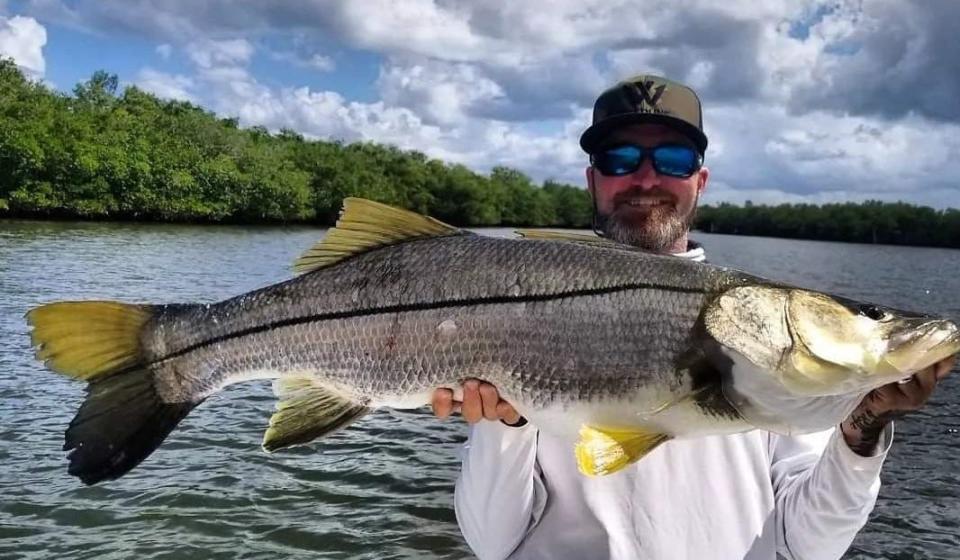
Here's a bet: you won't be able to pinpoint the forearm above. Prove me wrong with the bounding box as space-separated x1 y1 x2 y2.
774 426 892 560
454 420 544 560
841 408 899 457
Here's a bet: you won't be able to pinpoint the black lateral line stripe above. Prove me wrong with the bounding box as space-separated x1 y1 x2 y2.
158 281 705 363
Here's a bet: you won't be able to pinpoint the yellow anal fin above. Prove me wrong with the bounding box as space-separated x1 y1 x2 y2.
575 425 670 477
294 198 466 275
262 376 370 452
25 301 153 381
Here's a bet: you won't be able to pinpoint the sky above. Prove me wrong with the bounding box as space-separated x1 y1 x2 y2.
2 0 960 208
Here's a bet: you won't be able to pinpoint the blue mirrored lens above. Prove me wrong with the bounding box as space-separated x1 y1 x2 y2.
652 145 698 177
596 145 642 176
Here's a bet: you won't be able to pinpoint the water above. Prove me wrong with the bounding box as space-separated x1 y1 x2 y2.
1 220 958 559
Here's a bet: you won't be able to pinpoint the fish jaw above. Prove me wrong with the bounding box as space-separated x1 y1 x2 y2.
706 285 960 399
879 319 960 378
711 342 870 435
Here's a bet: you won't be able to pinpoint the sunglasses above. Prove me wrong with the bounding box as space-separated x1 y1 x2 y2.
591 143 703 178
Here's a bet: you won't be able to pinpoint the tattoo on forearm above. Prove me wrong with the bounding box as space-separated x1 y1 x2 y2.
845 409 902 456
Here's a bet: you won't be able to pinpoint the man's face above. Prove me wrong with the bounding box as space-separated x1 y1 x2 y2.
586 124 709 252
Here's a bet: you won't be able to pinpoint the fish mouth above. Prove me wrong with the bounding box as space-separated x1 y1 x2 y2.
883 319 960 374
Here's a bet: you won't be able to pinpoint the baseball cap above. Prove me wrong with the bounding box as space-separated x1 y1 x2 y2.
580 75 708 155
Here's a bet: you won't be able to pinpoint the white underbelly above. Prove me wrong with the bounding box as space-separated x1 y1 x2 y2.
519 391 751 440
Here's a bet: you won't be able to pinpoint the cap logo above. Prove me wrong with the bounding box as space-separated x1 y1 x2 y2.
625 80 666 111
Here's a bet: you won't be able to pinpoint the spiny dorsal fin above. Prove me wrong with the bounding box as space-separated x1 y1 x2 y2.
515 230 611 244
294 198 465 275
516 230 661 256
262 376 370 452
575 425 670 476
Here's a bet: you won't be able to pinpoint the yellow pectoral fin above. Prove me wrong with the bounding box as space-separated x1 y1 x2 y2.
575 425 670 477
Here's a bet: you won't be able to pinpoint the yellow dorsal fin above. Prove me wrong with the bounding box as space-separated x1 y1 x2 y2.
262 375 370 452
294 198 465 275
575 425 670 476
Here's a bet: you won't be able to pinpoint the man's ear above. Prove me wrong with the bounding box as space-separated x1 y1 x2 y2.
697 166 710 195
586 166 596 194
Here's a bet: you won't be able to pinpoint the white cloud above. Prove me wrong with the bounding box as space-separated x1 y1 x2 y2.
328 0 484 61
24 0 960 207
269 49 335 72
377 58 504 125
166 47 585 183
156 43 172 60
134 67 196 102
0 15 46 77
187 38 254 69
701 103 960 207
305 53 334 72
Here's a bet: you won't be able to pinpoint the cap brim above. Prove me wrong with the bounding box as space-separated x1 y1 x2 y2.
580 113 708 154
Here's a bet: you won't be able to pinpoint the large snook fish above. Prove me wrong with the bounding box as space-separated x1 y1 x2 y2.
26 198 960 484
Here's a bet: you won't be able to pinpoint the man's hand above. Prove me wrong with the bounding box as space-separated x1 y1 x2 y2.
841 355 956 456
431 379 523 425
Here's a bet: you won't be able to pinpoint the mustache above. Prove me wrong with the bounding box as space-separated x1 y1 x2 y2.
612 189 678 206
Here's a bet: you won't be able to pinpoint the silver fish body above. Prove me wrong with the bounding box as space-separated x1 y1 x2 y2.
148 234 753 438
152 236 729 397
26 198 959 484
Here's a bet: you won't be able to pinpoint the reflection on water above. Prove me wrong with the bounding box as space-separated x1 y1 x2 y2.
1 220 958 559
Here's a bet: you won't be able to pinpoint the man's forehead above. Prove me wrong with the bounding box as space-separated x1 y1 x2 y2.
604 124 695 147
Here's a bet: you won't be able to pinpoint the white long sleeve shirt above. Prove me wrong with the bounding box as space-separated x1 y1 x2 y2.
455 422 891 560
454 243 892 560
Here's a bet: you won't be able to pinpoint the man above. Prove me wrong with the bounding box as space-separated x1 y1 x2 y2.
432 75 956 560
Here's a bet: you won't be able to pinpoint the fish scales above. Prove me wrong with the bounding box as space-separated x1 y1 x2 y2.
144 235 742 359
27 198 959 485
152 266 717 411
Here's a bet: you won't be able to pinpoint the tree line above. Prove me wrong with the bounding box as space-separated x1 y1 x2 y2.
697 202 960 249
0 59 591 227
0 59 956 248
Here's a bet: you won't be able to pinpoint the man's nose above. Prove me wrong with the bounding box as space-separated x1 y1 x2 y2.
630 157 659 190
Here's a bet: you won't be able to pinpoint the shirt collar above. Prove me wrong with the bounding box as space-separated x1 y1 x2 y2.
674 239 706 262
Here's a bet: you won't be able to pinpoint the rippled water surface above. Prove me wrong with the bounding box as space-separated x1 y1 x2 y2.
1 220 958 559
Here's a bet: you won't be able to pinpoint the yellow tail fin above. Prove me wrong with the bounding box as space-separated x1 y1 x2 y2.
26 301 153 380
26 300 201 485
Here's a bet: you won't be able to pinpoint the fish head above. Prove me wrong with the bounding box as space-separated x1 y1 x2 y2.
705 286 960 396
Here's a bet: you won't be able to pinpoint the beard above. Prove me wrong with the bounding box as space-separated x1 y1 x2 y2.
595 191 698 251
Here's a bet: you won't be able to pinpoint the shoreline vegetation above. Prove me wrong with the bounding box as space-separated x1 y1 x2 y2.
1 60 957 249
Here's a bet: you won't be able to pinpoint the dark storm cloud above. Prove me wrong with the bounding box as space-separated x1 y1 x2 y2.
786 0 960 123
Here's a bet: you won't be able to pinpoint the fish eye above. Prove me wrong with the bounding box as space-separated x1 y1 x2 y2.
858 305 886 321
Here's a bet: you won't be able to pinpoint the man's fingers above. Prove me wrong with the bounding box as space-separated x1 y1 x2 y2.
462 379 483 423
935 355 957 380
479 383 500 420
913 368 939 396
893 372 934 408
432 388 454 419
895 376 924 402
435 380 518 424
497 401 521 425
